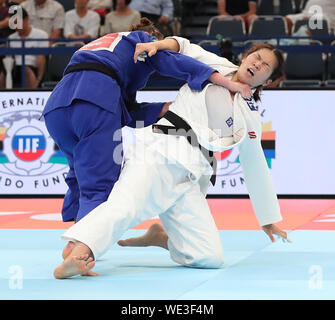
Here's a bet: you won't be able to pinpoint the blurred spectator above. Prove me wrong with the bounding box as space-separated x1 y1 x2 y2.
0 0 12 40
217 0 256 30
129 0 174 36
103 0 140 34
285 0 335 34
64 0 100 40
280 23 312 45
87 0 112 23
0 0 12 89
21 0 65 40
217 0 256 18
0 7 48 88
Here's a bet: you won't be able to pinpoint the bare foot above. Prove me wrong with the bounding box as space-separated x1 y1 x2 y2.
62 241 75 260
117 223 168 250
54 253 99 279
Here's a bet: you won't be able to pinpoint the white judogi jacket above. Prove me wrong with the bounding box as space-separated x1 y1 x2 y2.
136 37 282 227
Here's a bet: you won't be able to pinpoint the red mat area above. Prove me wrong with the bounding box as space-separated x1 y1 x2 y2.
0 198 334 230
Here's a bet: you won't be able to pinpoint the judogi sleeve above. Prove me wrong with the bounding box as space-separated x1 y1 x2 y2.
170 36 207 57
121 91 164 128
167 36 238 73
238 137 282 227
130 32 217 91
145 50 215 91
127 102 165 128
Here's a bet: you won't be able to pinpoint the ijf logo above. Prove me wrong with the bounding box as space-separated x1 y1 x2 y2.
0 94 69 193
4 118 52 169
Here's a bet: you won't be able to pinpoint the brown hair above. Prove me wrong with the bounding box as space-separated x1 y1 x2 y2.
128 17 164 40
242 43 285 101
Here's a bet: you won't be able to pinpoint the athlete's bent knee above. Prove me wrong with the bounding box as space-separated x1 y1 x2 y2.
178 250 224 269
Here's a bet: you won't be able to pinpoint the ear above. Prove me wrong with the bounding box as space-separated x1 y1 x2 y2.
263 79 273 87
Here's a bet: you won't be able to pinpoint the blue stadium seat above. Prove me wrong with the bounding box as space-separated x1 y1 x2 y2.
327 54 335 79
43 42 83 86
249 16 288 37
207 16 246 39
324 80 335 87
198 39 221 55
280 79 322 87
327 40 335 79
256 0 275 15
293 0 308 13
280 0 295 15
284 40 325 80
293 18 330 37
46 54 72 82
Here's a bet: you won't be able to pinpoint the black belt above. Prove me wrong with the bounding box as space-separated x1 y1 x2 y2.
63 62 141 112
152 110 217 186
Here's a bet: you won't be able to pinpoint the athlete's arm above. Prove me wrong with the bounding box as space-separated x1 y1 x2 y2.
133 38 180 62
133 37 252 98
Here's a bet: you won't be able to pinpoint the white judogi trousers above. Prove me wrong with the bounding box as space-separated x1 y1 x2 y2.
62 143 224 269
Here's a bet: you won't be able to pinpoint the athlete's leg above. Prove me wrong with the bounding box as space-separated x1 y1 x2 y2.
69 100 124 222
44 106 80 259
119 179 224 268
44 106 80 222
160 183 224 268
60 145 191 264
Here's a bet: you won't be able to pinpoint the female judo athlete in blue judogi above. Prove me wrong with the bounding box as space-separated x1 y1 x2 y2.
42 18 252 229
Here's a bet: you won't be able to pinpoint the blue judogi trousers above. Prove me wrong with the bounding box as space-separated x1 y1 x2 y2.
44 99 123 222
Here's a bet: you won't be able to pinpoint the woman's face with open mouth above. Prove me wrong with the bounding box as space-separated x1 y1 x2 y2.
237 48 278 88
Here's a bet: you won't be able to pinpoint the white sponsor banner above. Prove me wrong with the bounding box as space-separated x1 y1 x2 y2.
257 90 335 196
0 89 334 195
135 89 335 195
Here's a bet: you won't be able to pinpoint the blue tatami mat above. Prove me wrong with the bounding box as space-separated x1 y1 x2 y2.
0 229 334 300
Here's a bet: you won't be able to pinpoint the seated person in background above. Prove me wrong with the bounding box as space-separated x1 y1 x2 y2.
0 0 13 42
0 0 11 39
21 0 65 42
217 0 257 31
0 0 13 86
285 0 335 35
217 0 257 17
129 0 174 36
87 0 112 23
64 0 100 40
103 0 140 34
0 7 48 88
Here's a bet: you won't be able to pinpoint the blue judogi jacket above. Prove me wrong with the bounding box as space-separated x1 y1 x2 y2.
42 31 216 127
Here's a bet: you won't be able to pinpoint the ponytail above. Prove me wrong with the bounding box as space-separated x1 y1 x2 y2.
128 17 164 40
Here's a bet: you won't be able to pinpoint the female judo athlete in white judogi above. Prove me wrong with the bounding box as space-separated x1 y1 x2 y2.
53 39 289 279
44 18 253 260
